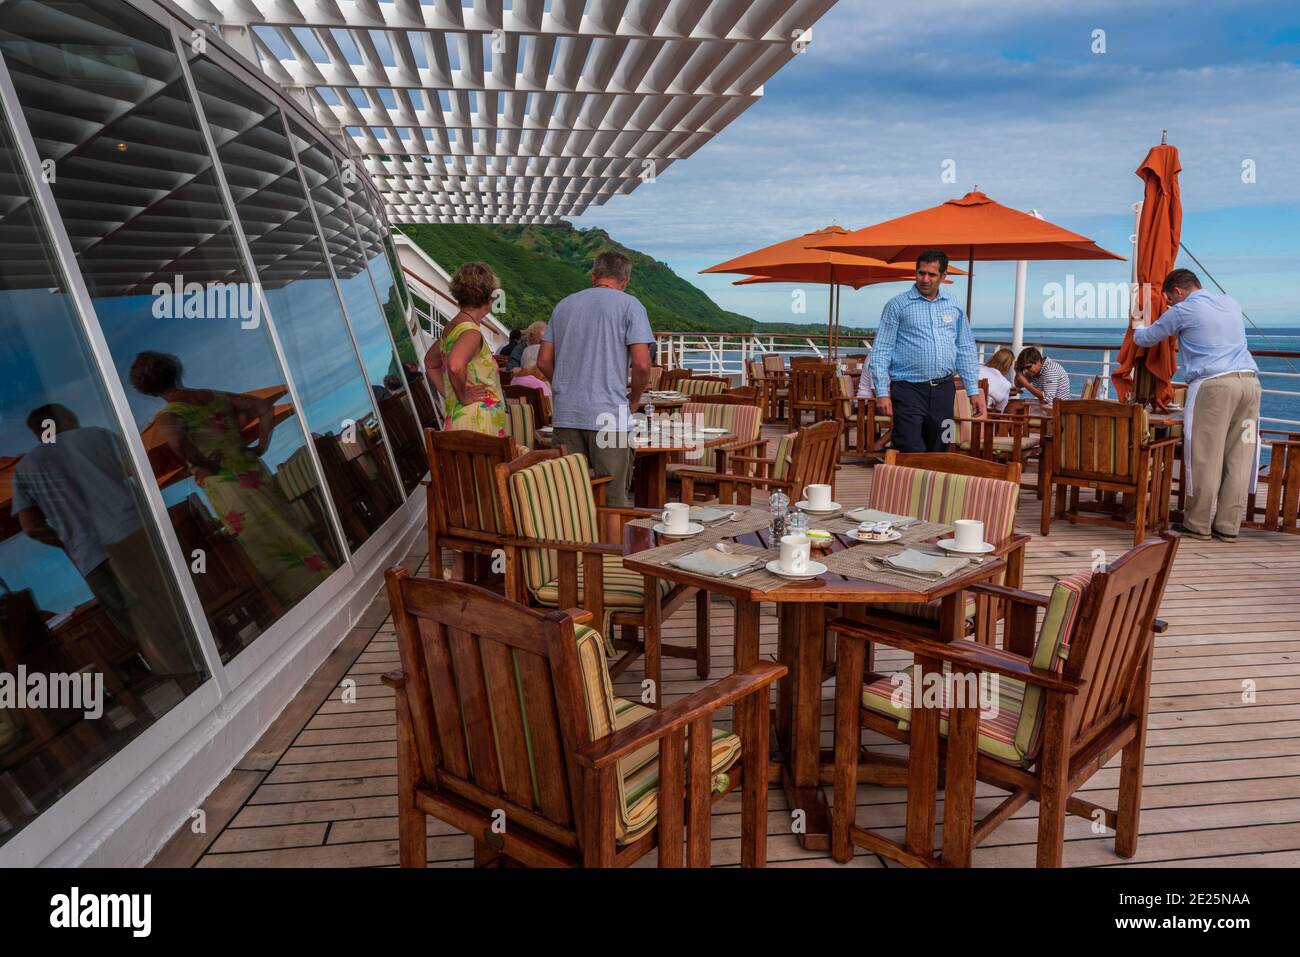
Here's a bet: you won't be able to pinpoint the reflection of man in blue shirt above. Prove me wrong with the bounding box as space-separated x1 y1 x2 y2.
869 249 986 452
12 404 199 677
1132 269 1260 540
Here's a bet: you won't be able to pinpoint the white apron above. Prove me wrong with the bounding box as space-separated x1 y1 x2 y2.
1182 374 1261 498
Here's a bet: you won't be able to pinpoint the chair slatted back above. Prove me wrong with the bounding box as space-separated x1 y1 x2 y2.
659 368 691 390
425 428 518 541
386 573 592 848
1061 535 1179 754
1050 400 1149 485
785 420 841 502
790 364 836 407
745 359 764 383
761 354 785 373
505 383 549 427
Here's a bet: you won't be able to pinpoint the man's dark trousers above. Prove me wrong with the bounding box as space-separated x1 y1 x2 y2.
890 378 957 453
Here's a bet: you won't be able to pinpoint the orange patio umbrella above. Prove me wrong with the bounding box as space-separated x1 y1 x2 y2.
1111 143 1182 408
703 225 963 357
816 191 1125 319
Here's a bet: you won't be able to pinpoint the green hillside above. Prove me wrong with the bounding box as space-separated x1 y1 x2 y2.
397 222 873 338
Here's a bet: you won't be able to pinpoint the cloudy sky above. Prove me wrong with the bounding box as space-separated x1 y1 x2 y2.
576 0 1300 330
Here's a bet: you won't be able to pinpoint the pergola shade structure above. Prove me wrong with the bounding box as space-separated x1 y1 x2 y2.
174 0 839 223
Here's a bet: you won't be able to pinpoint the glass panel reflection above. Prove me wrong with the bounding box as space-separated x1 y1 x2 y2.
0 97 208 848
0 0 342 663
292 125 426 491
187 57 403 551
344 181 439 432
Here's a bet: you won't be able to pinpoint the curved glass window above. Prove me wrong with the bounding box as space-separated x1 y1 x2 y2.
293 126 426 491
0 96 208 847
0 0 342 662
187 57 403 551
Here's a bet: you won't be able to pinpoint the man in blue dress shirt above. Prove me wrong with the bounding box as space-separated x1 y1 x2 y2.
870 249 986 452
1132 269 1260 541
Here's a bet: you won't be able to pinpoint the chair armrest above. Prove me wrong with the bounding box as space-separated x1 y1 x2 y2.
829 618 1084 694
573 662 787 770
1143 436 1181 450
968 582 1052 609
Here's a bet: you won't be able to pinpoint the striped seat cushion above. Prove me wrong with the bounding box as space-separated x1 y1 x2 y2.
860 572 1090 765
673 402 763 465
533 552 674 645
771 431 798 481
679 378 727 396
571 624 740 843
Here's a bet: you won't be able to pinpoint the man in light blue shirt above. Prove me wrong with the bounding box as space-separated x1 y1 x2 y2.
1133 269 1260 540
870 249 986 452
539 250 654 506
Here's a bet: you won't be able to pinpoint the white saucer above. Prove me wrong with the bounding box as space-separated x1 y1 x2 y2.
847 529 902 544
937 538 996 555
796 500 841 513
699 427 729 435
765 559 827 580
654 522 705 537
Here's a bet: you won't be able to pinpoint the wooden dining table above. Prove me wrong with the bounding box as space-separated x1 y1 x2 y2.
621 519 1011 851
631 430 735 508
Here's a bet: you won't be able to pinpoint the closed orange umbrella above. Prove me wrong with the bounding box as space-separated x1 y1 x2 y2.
816 191 1124 318
1111 144 1182 408
704 226 964 356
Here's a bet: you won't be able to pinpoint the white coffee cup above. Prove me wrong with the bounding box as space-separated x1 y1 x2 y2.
954 519 985 552
780 534 811 574
806 483 833 510
661 502 691 533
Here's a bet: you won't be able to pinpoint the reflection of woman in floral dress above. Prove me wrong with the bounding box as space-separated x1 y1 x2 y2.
129 352 333 604
424 262 508 437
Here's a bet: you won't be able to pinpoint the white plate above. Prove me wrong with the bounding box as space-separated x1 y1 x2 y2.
796 500 840 513
538 426 554 433
765 559 827 580
699 427 729 435
937 538 996 555
847 529 902 544
653 522 705 537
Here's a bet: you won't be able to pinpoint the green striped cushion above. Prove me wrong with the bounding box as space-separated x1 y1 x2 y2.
679 378 727 396
533 553 674 646
570 623 740 843
859 572 1091 765
505 401 535 449
771 431 798 481
506 453 600 592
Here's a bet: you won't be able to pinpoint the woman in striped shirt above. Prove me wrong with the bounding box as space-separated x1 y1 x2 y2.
1015 346 1072 405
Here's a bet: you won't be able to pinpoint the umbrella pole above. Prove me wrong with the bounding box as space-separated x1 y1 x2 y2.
965 244 976 320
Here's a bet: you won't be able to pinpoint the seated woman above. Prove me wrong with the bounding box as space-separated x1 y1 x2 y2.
979 347 1016 411
1015 346 1072 405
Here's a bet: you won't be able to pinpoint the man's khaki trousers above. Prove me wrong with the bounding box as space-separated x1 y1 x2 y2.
1185 371 1261 537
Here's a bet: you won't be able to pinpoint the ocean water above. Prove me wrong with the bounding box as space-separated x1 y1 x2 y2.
680 325 1300 433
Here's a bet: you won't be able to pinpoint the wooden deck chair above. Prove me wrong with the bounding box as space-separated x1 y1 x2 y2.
830 533 1179 867
383 574 784 867
680 419 841 507
425 428 519 583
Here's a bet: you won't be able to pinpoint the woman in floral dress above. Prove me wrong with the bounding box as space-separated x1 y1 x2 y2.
129 351 334 606
424 262 509 438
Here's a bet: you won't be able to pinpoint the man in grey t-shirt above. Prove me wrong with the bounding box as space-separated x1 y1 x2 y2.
538 250 654 507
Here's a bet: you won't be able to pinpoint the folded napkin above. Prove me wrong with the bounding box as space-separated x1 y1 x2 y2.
881 548 969 580
668 549 758 577
846 508 919 528
689 506 735 524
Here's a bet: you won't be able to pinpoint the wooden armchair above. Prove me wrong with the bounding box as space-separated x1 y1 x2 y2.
425 429 519 583
505 382 550 428
494 450 711 695
788 363 837 430
830 533 1179 867
666 400 766 502
383 573 784 867
1041 400 1178 545
1246 431 1300 534
760 354 788 423
948 386 1047 499
679 419 841 506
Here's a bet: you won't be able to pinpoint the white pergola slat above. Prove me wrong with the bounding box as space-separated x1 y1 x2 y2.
176 0 837 223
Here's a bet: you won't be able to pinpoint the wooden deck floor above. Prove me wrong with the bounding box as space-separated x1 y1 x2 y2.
155 429 1300 868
